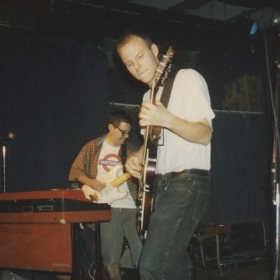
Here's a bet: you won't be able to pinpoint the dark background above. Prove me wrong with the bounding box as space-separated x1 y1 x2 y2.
0 0 278 238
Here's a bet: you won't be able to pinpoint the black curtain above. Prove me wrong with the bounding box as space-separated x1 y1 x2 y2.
201 111 273 234
0 30 110 192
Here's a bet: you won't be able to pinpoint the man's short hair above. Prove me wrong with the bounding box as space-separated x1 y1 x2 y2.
106 109 132 127
116 28 153 50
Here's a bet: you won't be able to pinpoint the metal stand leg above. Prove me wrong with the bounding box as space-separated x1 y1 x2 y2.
215 234 223 276
95 222 103 280
2 144 6 193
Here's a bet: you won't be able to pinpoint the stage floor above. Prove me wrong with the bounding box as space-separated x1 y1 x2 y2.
120 259 274 280
192 260 273 280
0 257 274 280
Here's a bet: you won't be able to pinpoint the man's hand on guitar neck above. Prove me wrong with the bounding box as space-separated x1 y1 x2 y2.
125 147 144 180
140 99 212 145
138 100 170 128
77 175 106 192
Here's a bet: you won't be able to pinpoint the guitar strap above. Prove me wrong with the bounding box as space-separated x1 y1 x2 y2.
160 70 178 108
151 70 178 143
121 142 127 170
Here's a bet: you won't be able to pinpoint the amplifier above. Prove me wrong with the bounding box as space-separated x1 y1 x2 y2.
0 224 73 272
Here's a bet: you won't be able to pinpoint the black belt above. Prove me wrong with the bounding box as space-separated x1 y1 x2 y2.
156 169 210 180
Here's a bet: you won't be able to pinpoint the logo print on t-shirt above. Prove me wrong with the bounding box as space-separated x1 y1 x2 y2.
99 154 121 172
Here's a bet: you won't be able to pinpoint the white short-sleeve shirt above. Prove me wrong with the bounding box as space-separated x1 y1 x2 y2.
142 69 215 174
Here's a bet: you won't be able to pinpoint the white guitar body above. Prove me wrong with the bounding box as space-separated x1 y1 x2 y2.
82 165 130 205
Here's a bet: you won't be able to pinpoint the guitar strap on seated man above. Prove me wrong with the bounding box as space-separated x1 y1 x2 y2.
121 141 127 168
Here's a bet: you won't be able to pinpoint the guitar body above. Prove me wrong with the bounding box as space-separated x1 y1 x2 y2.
138 145 157 233
82 184 128 205
138 184 154 236
142 144 157 187
97 164 124 184
82 165 131 205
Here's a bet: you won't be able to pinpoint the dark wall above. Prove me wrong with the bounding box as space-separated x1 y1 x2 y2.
202 111 273 231
196 52 264 110
0 30 110 192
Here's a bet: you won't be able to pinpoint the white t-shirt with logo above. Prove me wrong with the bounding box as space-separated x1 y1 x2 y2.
97 140 135 208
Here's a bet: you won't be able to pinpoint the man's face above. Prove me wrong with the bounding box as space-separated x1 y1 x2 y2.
118 36 159 87
109 121 132 147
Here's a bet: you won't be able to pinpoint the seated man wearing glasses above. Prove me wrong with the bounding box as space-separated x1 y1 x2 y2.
69 109 142 280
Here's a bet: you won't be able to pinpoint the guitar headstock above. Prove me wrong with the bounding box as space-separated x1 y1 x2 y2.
153 46 175 87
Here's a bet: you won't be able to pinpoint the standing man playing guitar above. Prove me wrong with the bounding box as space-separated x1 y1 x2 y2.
69 109 142 280
116 29 215 280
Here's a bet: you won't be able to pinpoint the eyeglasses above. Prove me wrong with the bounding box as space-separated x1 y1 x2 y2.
116 127 133 137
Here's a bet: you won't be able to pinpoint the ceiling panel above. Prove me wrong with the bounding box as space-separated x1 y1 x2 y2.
0 0 278 54
48 0 256 54
130 0 186 10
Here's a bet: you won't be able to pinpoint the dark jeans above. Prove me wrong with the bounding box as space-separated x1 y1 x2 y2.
139 171 210 280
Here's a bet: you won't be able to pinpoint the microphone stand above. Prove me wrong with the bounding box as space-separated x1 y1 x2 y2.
263 20 280 279
269 24 280 280
1 140 7 193
272 137 279 280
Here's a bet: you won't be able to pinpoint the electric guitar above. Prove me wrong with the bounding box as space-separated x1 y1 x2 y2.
82 165 131 205
138 46 175 235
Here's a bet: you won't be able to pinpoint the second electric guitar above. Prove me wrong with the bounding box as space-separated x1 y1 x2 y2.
82 165 131 205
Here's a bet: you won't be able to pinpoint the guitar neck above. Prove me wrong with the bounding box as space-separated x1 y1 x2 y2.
142 81 157 165
111 172 131 187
